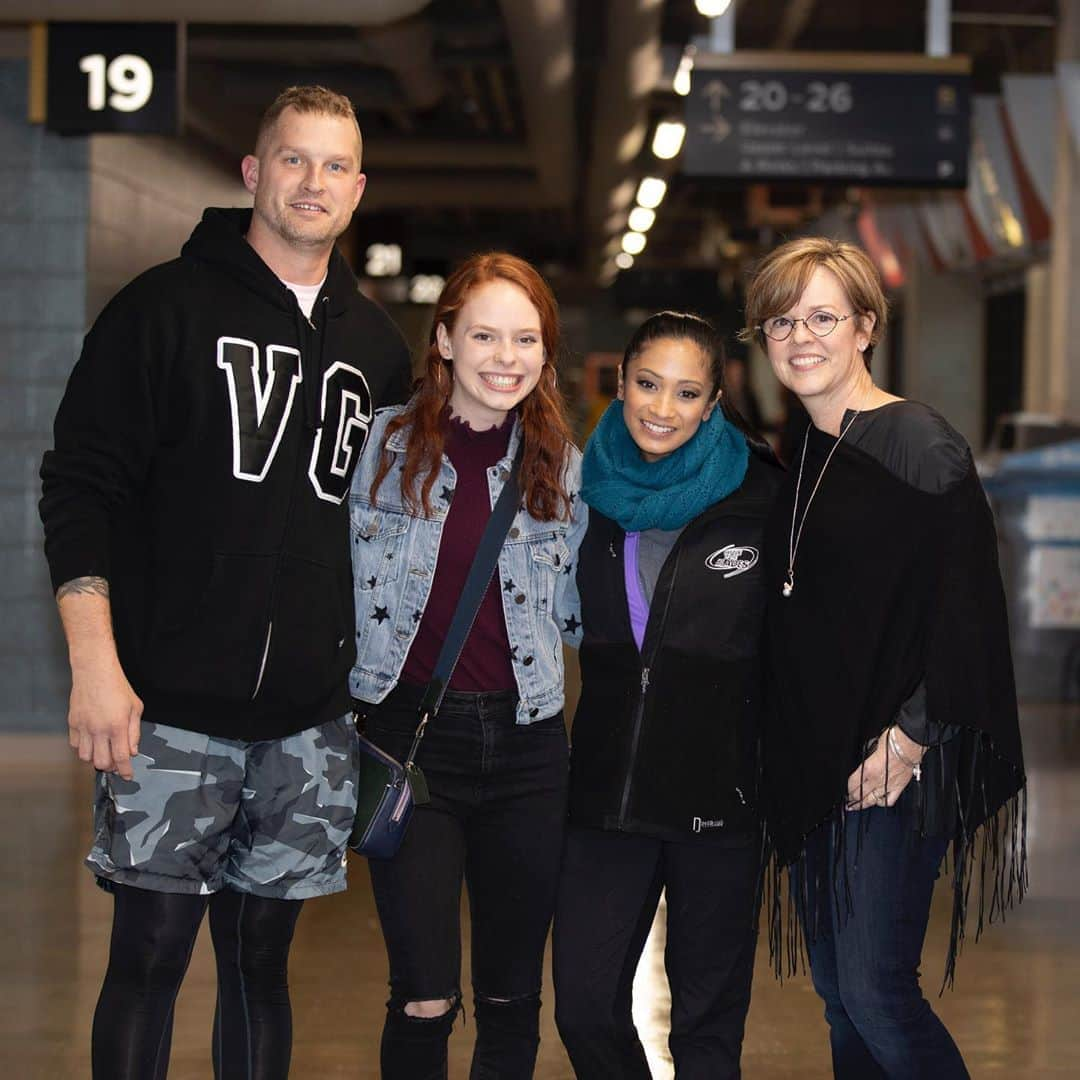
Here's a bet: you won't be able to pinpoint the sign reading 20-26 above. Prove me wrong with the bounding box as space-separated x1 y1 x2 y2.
45 23 180 135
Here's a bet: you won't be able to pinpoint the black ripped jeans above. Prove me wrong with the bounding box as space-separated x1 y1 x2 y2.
361 681 569 1080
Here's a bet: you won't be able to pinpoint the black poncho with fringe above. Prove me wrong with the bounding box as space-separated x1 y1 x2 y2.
762 401 1026 985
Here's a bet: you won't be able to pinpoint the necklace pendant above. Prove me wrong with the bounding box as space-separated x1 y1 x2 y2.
782 573 794 598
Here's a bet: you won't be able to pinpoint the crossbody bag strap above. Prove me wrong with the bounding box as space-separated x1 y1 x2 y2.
403 441 524 768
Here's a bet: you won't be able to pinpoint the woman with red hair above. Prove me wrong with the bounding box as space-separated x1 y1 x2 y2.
348 252 585 1078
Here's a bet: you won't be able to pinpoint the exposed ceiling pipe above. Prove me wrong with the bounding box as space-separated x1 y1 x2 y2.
951 13 1056 28
187 39 375 65
362 140 534 170
190 66 405 111
584 0 664 277
5 1 432 23
358 175 548 210
497 0 577 207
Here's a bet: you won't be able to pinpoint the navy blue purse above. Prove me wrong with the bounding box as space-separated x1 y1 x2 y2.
349 447 523 858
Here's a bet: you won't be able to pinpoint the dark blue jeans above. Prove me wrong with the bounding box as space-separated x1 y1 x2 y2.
799 789 969 1080
361 681 568 1080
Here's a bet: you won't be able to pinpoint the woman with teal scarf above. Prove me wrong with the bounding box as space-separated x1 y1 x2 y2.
553 312 781 1079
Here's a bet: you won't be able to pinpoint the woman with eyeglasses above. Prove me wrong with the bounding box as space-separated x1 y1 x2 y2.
741 237 1026 1079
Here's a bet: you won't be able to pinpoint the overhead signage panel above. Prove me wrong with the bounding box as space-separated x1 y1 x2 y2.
685 53 970 187
44 22 180 135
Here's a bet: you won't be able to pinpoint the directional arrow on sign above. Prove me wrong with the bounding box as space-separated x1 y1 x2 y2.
700 114 732 142
702 79 731 111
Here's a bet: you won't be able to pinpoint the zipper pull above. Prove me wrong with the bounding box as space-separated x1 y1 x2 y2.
306 296 327 332
640 667 650 693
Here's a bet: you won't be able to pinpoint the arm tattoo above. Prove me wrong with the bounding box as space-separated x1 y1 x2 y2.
56 576 110 601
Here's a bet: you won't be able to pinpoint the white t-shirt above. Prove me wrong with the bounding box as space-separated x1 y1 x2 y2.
281 275 327 320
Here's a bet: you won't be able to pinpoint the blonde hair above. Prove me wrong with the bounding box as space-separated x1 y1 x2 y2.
254 85 362 159
739 237 887 362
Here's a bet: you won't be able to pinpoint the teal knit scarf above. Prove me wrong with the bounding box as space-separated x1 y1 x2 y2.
581 400 749 532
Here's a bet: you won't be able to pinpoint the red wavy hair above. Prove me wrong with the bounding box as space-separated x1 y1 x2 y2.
371 252 574 522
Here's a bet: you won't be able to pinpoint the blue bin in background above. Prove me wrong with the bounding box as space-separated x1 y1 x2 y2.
982 440 1080 702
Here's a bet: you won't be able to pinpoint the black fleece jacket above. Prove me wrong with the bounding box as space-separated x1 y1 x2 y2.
569 453 782 840
40 208 411 740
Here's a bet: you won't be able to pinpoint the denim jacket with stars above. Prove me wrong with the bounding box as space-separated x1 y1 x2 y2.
348 406 587 725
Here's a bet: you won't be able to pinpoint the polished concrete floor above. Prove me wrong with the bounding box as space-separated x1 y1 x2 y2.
3 704 1078 1078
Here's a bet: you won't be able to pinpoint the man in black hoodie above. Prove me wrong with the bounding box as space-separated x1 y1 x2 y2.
40 86 411 1078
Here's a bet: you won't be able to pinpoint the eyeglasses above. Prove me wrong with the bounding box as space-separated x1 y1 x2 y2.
758 311 856 342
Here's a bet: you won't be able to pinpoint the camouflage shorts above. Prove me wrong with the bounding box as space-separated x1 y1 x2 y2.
87 714 358 899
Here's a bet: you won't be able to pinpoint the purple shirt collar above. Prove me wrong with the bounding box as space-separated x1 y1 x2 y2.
623 531 649 653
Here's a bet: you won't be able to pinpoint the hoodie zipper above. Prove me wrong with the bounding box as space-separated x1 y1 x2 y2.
613 489 772 825
252 295 327 702
252 621 273 699
618 541 682 826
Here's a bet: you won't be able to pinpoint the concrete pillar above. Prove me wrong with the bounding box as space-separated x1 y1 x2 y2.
901 258 985 445
1024 262 1052 412
0 55 89 731
1047 0 1080 418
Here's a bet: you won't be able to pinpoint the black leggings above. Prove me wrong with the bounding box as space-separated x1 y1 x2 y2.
91 883 302 1079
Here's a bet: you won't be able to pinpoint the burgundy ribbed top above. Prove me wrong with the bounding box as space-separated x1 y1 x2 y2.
401 412 517 691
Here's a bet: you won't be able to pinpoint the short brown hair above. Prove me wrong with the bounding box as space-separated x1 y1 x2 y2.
739 237 888 361
254 85 362 159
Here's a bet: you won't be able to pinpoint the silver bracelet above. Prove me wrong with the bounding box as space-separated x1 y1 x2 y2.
887 726 922 782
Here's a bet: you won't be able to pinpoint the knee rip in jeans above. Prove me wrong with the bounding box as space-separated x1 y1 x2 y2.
397 991 462 1022
474 990 540 1006
473 993 542 1041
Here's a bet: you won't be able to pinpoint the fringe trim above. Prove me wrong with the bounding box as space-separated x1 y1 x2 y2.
764 733 1027 993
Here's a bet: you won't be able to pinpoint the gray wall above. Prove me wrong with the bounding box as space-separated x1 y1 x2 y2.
0 58 88 731
87 135 247 321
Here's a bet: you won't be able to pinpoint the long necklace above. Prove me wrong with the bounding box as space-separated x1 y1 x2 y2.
783 406 863 598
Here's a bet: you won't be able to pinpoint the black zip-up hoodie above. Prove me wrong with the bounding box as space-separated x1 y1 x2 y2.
569 453 782 839
40 208 411 740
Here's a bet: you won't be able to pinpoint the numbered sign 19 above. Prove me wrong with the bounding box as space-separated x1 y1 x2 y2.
46 22 179 135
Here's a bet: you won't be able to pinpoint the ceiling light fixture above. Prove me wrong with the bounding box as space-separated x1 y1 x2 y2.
622 231 647 256
673 50 695 97
628 207 656 233
636 177 668 209
652 120 686 160
695 0 733 17
615 252 635 270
